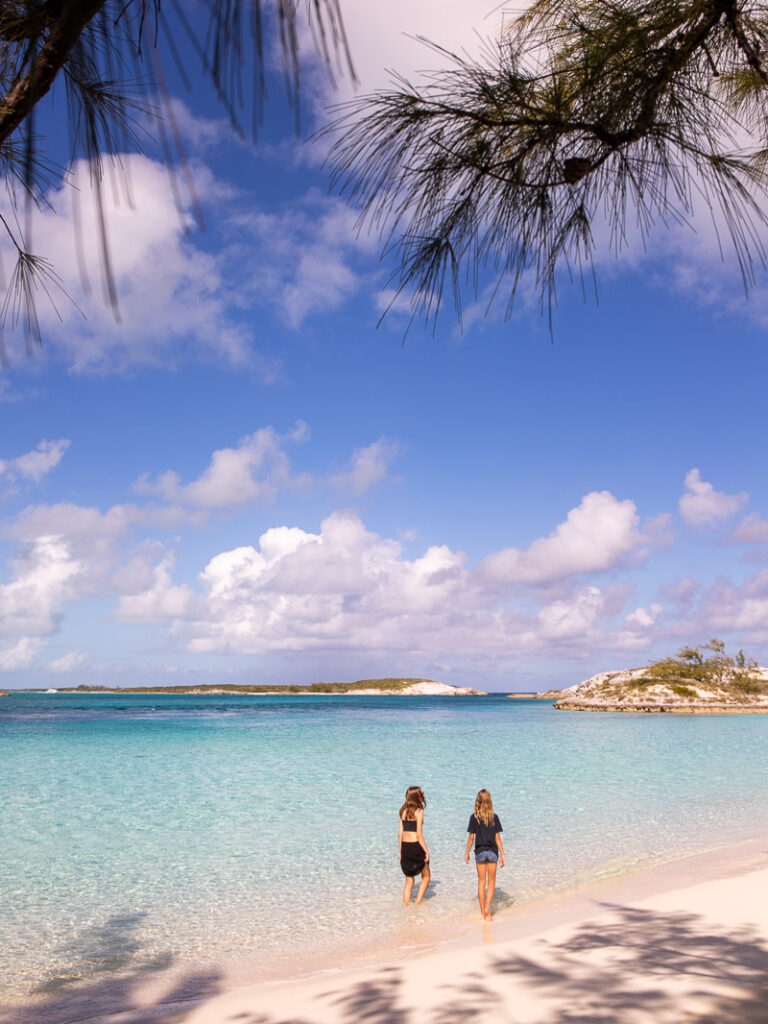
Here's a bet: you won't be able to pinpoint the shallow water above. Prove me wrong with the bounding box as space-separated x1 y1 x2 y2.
3 692 768 1000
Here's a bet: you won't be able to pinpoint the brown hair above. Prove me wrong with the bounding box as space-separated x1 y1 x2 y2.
399 785 426 820
474 789 494 827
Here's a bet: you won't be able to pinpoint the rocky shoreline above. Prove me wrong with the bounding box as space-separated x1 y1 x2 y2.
547 662 768 713
553 699 768 713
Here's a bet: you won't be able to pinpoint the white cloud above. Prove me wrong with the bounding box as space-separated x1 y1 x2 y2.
104 506 646 664
48 650 87 672
625 603 664 628
478 491 647 586
309 0 503 104
234 193 378 328
0 439 69 483
178 510 475 655
538 587 604 639
0 156 256 372
115 552 195 624
133 424 399 512
134 423 309 510
729 513 768 545
0 425 403 654
0 637 43 670
315 4 768 331
331 438 400 494
679 468 748 527
163 98 234 154
0 535 86 638
2 442 753 674
700 570 768 635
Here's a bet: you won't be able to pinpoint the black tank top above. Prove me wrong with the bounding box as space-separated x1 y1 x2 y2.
402 819 417 832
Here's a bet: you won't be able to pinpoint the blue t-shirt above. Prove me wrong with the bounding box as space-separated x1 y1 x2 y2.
467 813 503 854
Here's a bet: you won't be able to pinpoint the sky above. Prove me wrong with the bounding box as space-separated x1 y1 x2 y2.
1 2 768 692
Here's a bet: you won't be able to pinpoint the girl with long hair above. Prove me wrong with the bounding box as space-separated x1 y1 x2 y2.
464 788 505 921
398 785 430 905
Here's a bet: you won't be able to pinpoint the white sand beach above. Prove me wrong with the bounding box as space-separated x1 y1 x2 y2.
10 838 768 1024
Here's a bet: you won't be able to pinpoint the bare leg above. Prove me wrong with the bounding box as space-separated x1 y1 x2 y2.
484 862 498 920
476 862 488 918
403 875 414 906
414 864 431 904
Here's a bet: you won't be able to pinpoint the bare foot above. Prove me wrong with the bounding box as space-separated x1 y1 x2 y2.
484 912 494 922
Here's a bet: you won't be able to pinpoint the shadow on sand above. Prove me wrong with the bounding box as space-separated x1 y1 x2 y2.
234 902 768 1024
1 912 222 1024
6 902 768 1024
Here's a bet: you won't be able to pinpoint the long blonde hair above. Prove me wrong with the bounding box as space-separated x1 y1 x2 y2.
474 789 494 827
399 785 426 820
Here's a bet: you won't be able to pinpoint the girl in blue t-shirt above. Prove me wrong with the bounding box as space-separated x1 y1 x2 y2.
464 788 505 921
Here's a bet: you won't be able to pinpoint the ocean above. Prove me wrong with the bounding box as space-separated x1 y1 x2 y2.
4 691 768 1004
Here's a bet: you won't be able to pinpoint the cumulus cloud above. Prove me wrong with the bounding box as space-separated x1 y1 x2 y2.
115 551 195 624
0 425 406 658
233 193 378 328
0 453 744 674
163 98 235 154
659 578 699 616
3 503 163 589
331 438 401 494
0 637 43 670
0 439 69 483
174 510 474 655
729 513 768 545
0 156 255 372
104 507 646 663
679 468 748 527
700 570 768 636
133 424 399 512
48 650 87 672
625 603 664 628
307 0 502 105
478 491 648 586
134 423 309 510
538 586 604 639
0 535 86 638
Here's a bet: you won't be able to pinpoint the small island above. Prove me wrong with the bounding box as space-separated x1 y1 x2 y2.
31 677 486 696
550 640 768 713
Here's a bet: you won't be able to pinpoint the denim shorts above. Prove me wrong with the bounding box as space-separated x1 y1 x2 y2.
475 850 498 864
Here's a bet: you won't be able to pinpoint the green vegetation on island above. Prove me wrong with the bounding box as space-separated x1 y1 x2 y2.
44 678 438 695
553 640 768 713
630 640 764 699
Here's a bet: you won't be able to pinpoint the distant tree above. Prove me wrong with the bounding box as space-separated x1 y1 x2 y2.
645 637 761 691
329 0 768 332
0 0 352 351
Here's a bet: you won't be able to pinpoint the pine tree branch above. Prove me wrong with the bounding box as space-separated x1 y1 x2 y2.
722 0 768 83
0 0 109 147
329 0 768 331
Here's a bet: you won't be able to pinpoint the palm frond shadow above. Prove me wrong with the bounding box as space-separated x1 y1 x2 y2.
2 911 221 1024
249 902 768 1024
8 901 768 1024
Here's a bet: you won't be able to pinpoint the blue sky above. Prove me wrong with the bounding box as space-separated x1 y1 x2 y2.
1 2 768 691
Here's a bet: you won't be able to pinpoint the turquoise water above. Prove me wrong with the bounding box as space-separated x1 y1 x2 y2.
4 692 768 1002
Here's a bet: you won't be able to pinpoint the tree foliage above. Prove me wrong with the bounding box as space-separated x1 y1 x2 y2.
0 0 352 353
642 637 763 692
329 0 768 331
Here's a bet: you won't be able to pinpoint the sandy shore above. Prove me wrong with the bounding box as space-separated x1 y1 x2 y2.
7 838 768 1024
